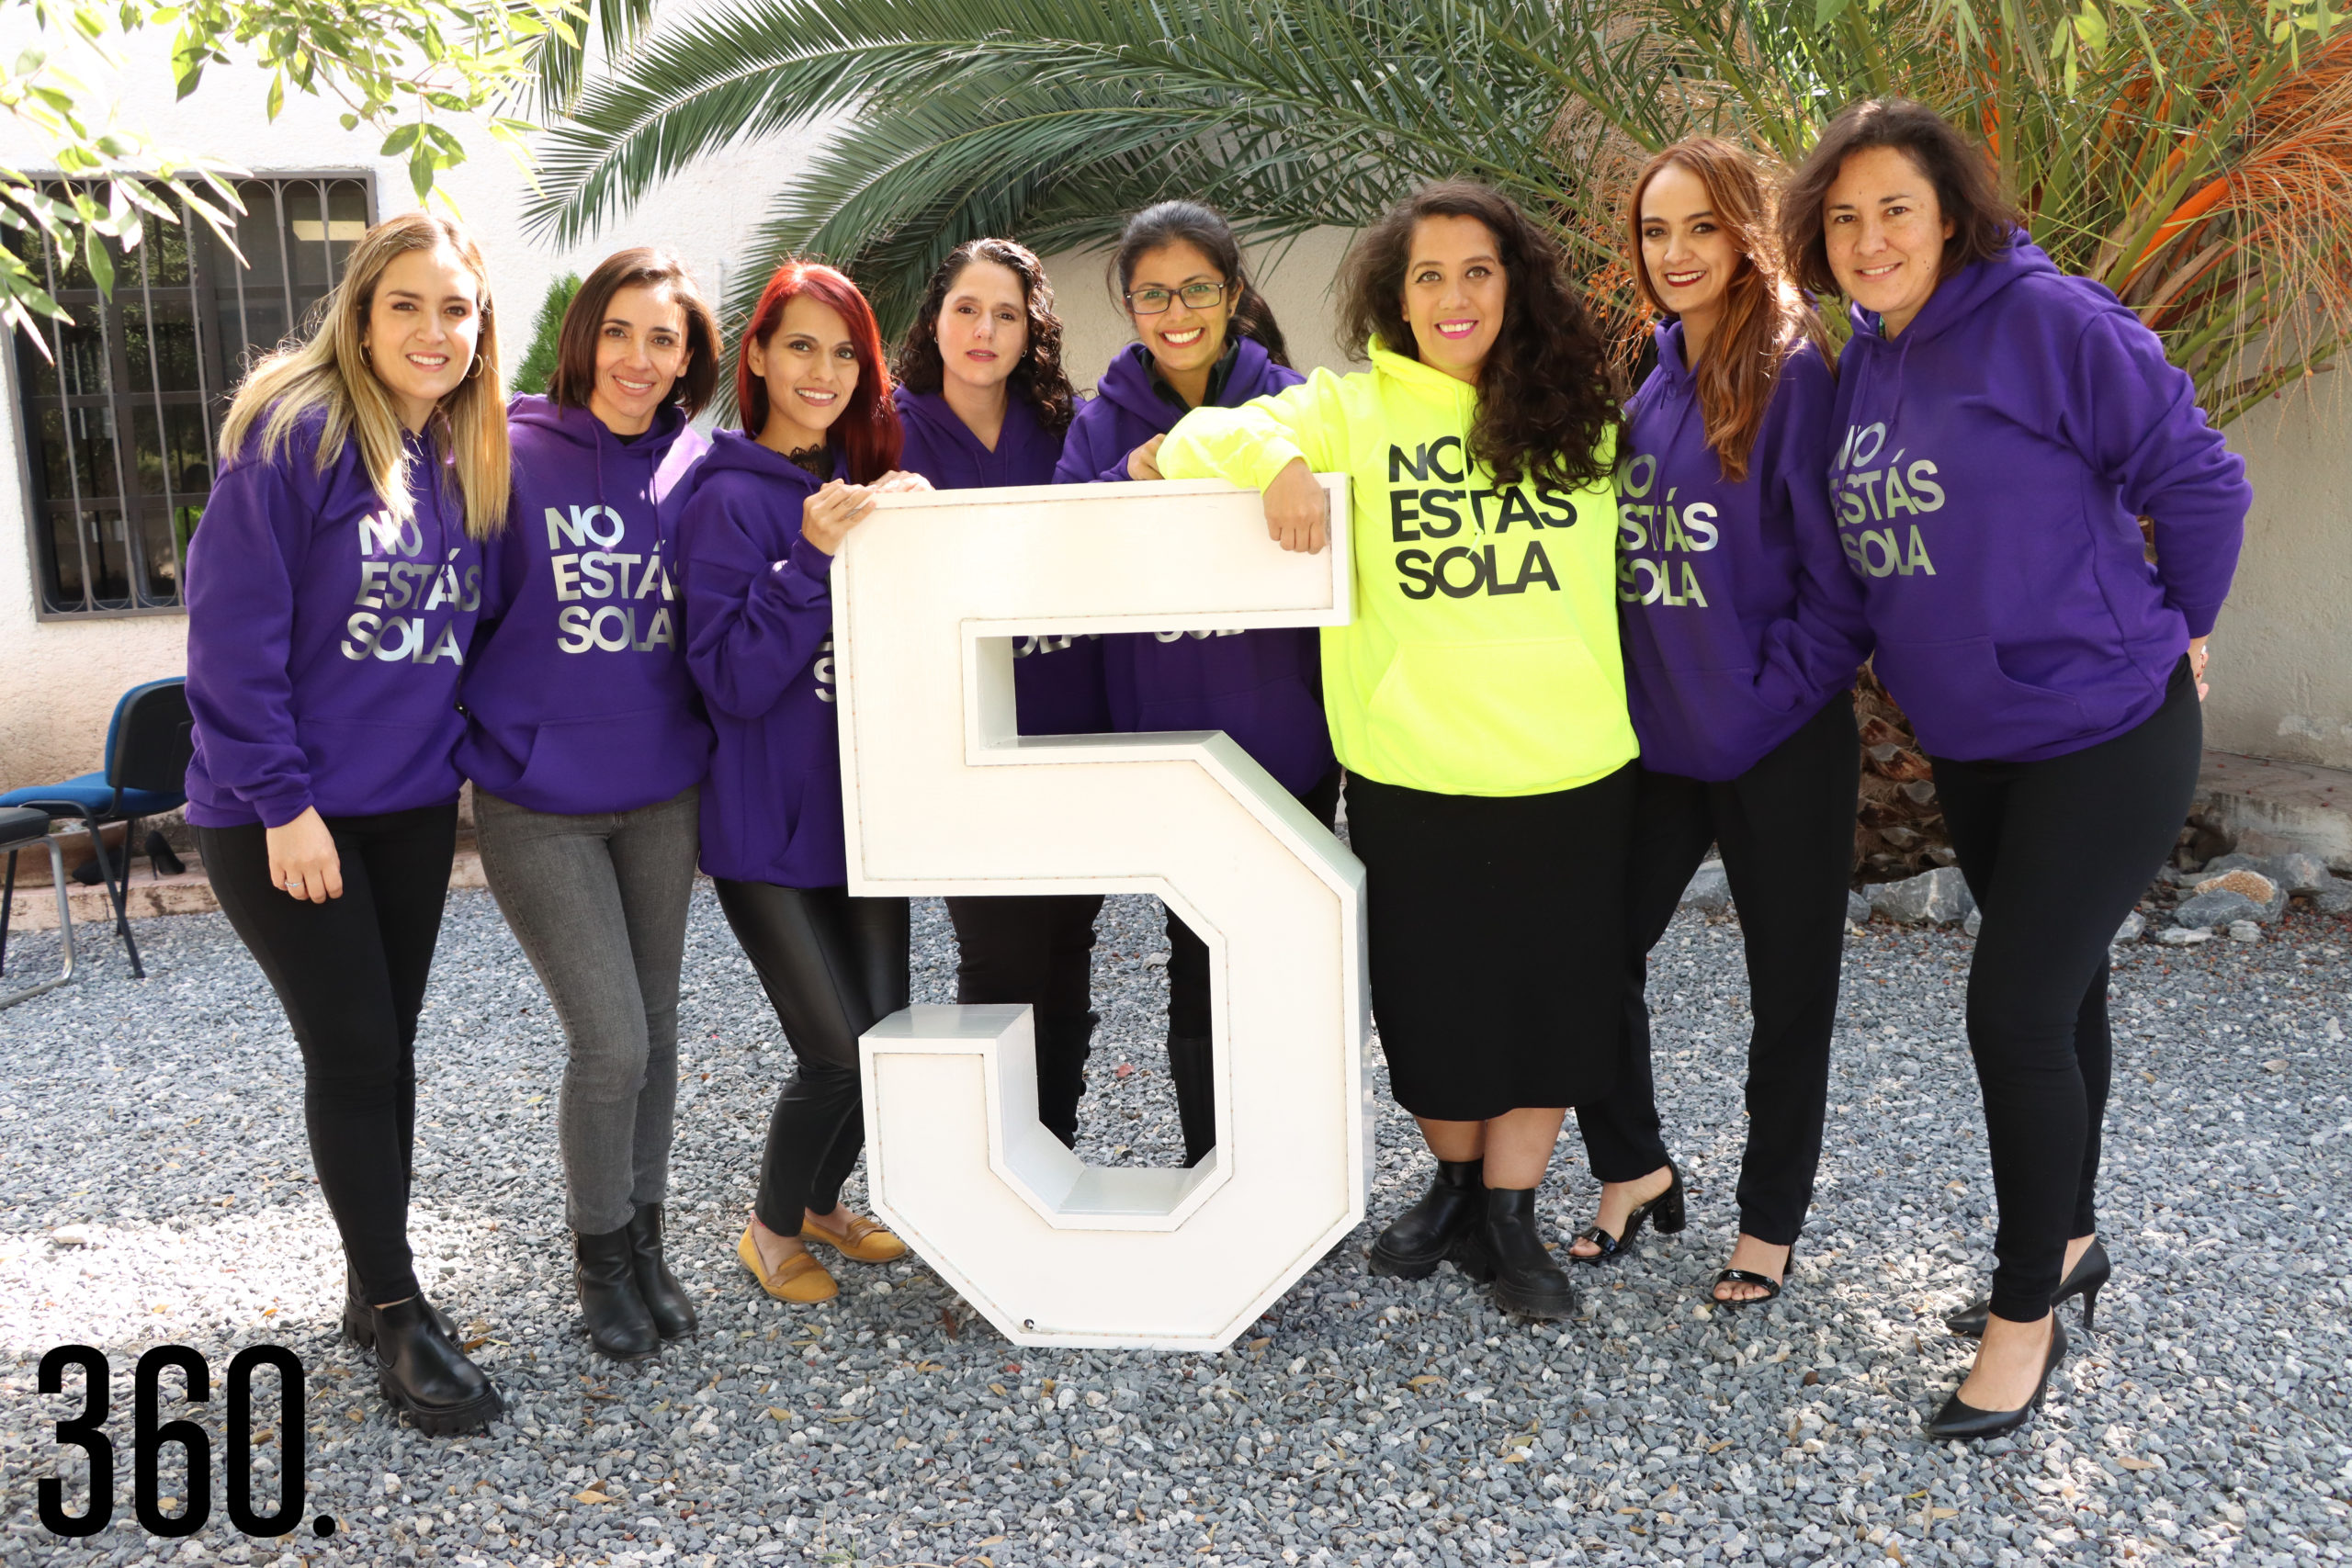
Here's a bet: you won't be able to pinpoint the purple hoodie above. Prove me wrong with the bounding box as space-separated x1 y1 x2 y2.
185 407 484 828
893 385 1108 737
1055 339 1337 795
1829 236 2249 763
1619 329 1871 780
675 430 853 886
458 396 712 814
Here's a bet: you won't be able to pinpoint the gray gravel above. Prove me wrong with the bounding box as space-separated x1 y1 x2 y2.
3 888 2349 1568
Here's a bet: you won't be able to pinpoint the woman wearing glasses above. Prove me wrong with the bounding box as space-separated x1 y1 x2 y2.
1054 201 1339 1166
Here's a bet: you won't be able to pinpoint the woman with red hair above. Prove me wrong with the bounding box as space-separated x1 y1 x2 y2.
674 261 930 1305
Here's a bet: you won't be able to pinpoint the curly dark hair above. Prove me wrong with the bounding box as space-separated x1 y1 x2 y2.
1779 97 2022 299
1339 180 1621 490
892 238 1075 435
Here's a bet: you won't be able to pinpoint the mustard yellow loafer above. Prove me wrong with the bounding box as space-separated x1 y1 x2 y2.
737 1226 838 1303
799 1212 907 1264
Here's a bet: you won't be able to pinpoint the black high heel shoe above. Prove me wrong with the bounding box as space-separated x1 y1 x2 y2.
1946 1239 2110 1338
1569 1159 1686 1265
1922 1319 2067 1441
1369 1159 1486 1279
1711 1239 1794 1307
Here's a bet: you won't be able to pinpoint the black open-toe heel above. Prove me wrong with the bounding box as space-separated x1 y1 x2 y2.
1569 1159 1685 1266
1710 1238 1793 1307
1922 1320 2068 1441
1946 1238 2109 1338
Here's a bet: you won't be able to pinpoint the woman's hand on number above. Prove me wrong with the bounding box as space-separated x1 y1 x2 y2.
266 807 343 903
2189 635 2211 701
800 479 878 555
1127 436 1166 481
1262 458 1329 554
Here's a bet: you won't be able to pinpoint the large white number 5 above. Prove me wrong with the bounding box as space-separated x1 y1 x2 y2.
836 477 1366 1350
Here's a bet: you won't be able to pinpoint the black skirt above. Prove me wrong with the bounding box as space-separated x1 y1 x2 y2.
1347 765 1636 1121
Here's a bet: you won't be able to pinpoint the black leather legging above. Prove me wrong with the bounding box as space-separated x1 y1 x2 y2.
712 880 910 1235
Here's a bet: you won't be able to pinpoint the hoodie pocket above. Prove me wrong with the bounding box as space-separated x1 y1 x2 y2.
1363 637 1626 790
511 704 711 810
296 716 459 815
1872 635 2086 760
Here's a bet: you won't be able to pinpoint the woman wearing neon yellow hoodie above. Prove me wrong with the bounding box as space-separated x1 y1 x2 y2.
1160 182 1636 1320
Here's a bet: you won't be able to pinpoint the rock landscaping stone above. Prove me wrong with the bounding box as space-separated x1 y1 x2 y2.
1962 908 1982 939
1867 864 1974 925
3 893 2347 1568
1846 889 1871 925
2192 868 2287 920
2161 924 2215 944
2176 887 2263 929
1679 860 1730 912
2228 919 2262 942
2114 910 2145 944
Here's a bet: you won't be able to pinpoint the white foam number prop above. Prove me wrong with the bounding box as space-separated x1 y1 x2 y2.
834 477 1366 1350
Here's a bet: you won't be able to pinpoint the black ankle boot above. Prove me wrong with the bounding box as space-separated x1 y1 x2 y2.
573 1226 660 1360
369 1296 503 1435
1369 1159 1487 1280
1478 1188 1579 1320
343 1262 458 1350
626 1203 697 1341
1166 1033 1217 1167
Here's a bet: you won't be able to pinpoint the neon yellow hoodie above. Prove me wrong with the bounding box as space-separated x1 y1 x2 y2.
1159 342 1635 796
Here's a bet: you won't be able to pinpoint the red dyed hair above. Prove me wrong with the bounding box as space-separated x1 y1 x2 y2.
734 260 901 483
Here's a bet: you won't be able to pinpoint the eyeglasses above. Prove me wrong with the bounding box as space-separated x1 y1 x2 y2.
1125 281 1228 315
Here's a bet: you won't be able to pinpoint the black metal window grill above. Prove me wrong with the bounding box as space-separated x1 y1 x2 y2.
9 174 375 617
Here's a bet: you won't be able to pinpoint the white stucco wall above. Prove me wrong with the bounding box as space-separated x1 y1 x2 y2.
2202 390 2352 771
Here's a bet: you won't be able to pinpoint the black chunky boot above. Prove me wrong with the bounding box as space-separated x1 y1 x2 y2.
573 1226 660 1361
1369 1158 1487 1280
1166 1033 1217 1167
626 1203 698 1341
370 1296 503 1435
343 1261 458 1350
1477 1188 1579 1320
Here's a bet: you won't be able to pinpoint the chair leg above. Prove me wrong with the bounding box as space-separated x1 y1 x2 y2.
0 839 75 1010
2 846 16 977
85 822 144 980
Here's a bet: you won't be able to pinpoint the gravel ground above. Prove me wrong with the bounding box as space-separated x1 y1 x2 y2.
2 886 2348 1568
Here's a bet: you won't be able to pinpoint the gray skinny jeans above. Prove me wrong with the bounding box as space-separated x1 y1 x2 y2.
475 784 700 1235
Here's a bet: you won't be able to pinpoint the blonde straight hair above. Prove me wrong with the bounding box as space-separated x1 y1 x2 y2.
219 211 510 538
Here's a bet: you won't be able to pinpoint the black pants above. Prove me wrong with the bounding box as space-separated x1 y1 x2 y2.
197 803 458 1306
1574 693 1860 1246
713 880 910 1235
943 894 1106 1147
1931 657 2201 1321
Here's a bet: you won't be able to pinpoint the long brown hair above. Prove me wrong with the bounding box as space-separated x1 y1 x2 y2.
220 211 509 537
1626 138 1828 483
893 238 1075 434
1339 180 1620 490
548 247 721 419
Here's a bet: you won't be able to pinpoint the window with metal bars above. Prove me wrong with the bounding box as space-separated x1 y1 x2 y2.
7 174 375 617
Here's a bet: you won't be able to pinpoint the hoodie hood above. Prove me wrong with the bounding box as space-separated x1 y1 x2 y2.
456 394 714 816
1825 231 2248 763
1091 337 1291 435
892 386 1061 490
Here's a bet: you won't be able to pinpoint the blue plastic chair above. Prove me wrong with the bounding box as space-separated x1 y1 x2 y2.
0 677 193 979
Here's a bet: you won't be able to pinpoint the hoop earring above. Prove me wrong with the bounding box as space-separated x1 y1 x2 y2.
464 355 485 381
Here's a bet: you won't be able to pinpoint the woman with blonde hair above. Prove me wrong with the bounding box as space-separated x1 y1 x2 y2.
1565 137 1870 1306
186 210 510 1434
